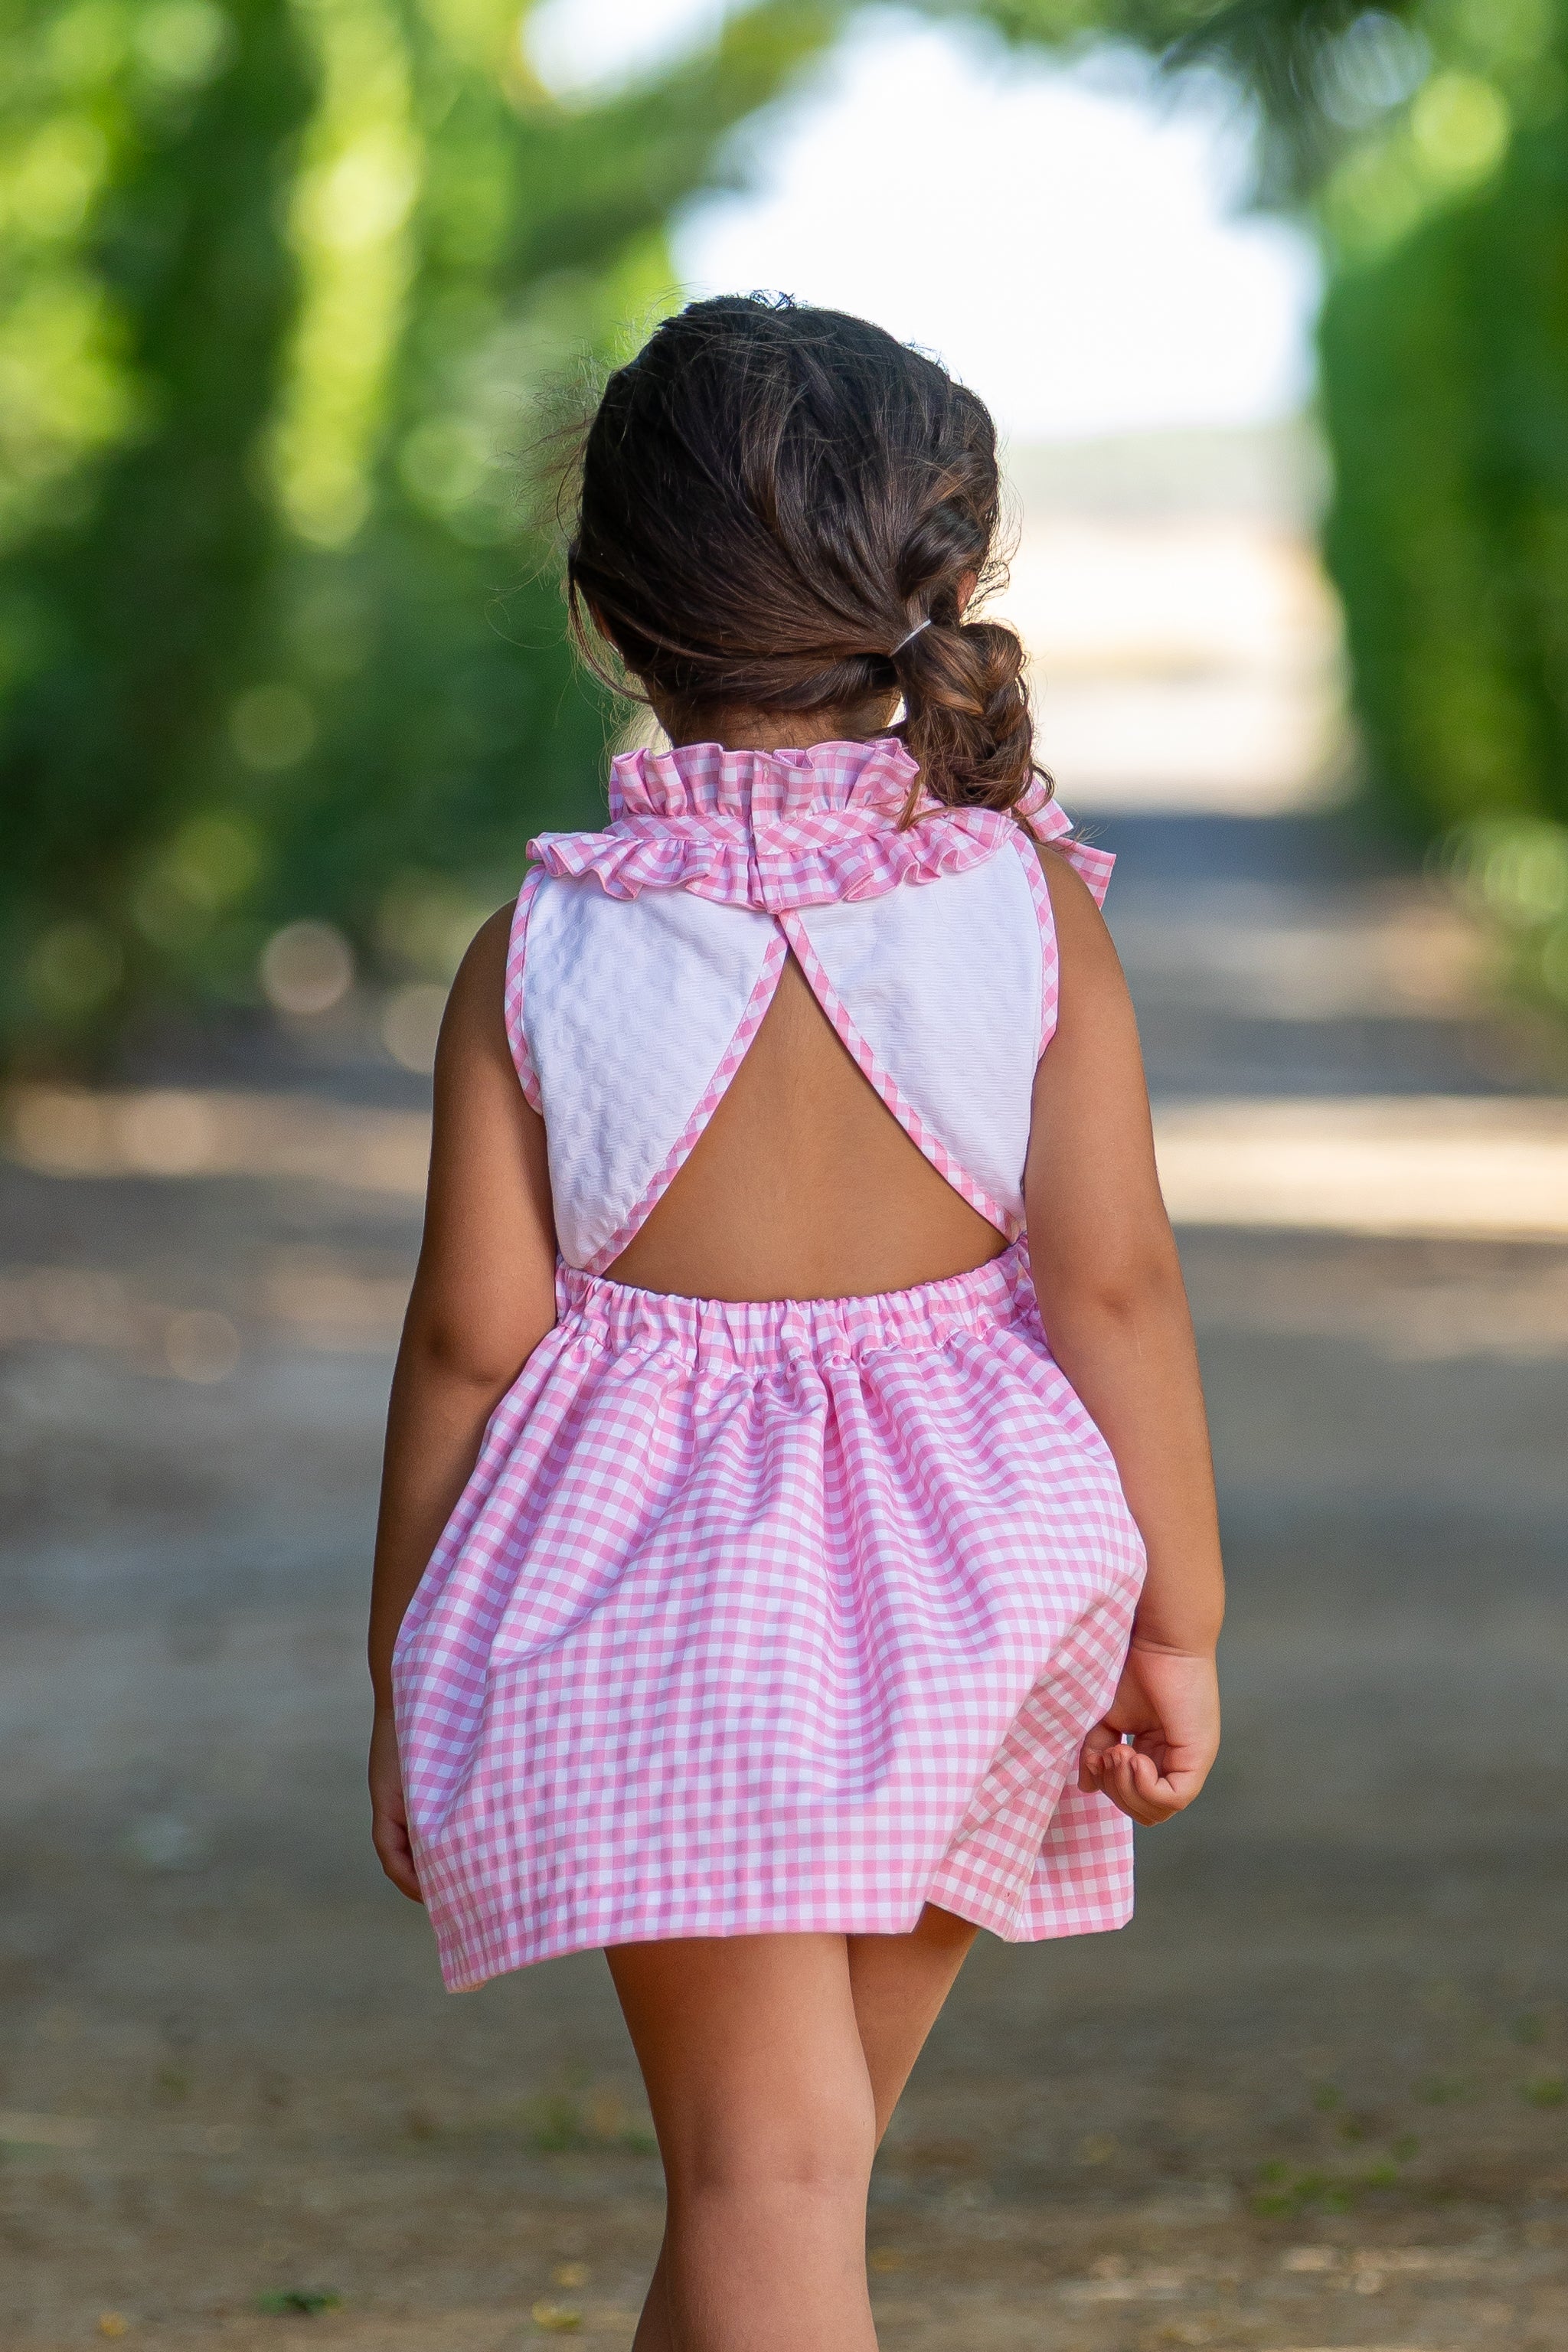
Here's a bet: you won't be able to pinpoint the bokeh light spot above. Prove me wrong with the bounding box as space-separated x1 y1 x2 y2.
135 1 234 90
260 921 355 1017
163 1308 240 1384
114 1092 218 1177
1410 71 1511 181
230 684 317 771
381 983 446 1074
27 920 123 1015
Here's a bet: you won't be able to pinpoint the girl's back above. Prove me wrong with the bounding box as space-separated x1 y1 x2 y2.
610 947 1001 1302
510 736 1106 1307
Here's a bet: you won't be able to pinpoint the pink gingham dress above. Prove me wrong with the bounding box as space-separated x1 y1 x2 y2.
393 737 1146 1991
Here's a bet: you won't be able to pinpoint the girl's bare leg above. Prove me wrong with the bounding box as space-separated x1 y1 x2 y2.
608 1932 878 2352
848 1902 980 2143
611 1906 978 2350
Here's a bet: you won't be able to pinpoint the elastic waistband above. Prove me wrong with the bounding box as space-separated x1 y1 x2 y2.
555 1240 1037 1369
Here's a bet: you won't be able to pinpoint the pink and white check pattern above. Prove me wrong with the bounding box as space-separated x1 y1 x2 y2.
530 735 1113 917
394 740 1143 1991
394 1247 1145 1987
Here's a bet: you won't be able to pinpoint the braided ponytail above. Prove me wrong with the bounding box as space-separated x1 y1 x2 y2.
567 294 1054 827
893 615 1037 813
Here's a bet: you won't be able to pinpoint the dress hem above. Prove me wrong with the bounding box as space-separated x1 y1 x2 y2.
431 1889 1135 1994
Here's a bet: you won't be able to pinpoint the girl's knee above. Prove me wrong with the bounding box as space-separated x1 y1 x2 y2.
669 2082 877 2204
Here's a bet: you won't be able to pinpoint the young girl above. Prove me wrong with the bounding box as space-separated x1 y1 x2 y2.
368 294 1223 2351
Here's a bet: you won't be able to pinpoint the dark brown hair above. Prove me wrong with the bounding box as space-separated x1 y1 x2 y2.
565 293 1047 822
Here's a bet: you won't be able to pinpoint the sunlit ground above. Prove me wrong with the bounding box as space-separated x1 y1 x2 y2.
7 1070 1568 1270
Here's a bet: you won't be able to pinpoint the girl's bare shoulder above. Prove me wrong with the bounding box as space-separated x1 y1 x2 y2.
1032 840 1124 980
439 903 516 1060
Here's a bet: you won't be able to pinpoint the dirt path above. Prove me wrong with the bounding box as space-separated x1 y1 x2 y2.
2 808 1565 2350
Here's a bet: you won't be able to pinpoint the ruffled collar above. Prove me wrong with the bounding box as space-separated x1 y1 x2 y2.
527 736 1110 913
608 735 919 823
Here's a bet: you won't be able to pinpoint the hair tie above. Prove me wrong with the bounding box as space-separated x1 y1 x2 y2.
891 616 932 655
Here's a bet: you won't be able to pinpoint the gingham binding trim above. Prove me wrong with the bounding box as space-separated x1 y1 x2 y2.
1012 832 1063 1059
579 929 790 1276
776 910 1018 1241
503 867 547 1112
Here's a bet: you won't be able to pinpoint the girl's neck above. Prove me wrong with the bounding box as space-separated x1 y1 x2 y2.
658 697 898 753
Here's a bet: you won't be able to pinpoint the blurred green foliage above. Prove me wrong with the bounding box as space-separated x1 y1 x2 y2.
0 0 831 1060
950 1 1432 198
1323 118 1566 839
984 0 1568 1004
1444 818 1568 1008
1315 0 1568 1002
7 0 1568 1057
2 0 314 1049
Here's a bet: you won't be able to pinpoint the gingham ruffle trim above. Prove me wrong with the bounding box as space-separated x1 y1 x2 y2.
525 737 1114 913
609 734 916 821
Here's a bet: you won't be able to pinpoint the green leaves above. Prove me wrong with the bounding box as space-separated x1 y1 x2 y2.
499 4 838 286
0 2 837 1060
1321 40 1568 849
9 0 1567 1061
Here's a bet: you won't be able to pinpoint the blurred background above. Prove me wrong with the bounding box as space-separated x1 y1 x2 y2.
4 0 1568 1065
3 5 1567 2350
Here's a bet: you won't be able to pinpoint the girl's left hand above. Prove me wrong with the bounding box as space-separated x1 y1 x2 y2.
370 1707 423 1902
1078 1642 1220 1827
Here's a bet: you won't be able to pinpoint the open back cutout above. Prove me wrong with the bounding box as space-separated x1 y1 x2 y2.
508 835 1051 1277
606 952 1010 1302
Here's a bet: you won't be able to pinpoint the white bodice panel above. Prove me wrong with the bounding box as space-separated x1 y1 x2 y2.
522 876 779 1269
514 837 1052 1274
790 848 1041 1233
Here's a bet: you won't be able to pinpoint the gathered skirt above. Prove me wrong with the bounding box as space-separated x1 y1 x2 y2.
393 1241 1146 1991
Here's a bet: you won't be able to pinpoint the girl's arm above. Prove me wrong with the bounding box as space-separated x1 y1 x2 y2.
368 905 558 1899
1025 848 1223 1827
